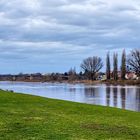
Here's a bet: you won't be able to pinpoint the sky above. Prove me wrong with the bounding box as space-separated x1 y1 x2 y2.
0 0 140 74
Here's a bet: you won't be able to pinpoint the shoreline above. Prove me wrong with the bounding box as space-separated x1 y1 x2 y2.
0 79 139 86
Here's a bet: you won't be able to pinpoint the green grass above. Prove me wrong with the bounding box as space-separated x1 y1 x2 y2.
0 90 140 140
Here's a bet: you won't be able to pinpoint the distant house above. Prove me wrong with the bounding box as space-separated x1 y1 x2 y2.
101 75 107 81
125 72 138 80
30 73 43 81
96 73 106 81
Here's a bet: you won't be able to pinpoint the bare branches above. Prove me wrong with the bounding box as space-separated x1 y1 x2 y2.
81 56 103 80
127 49 140 77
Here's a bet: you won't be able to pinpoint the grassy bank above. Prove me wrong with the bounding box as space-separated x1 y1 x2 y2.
0 90 140 140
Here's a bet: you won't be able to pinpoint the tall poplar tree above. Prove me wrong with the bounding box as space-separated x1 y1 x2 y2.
121 50 126 80
113 53 118 80
106 52 111 80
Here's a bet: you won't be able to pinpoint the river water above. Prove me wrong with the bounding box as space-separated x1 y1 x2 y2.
0 81 139 112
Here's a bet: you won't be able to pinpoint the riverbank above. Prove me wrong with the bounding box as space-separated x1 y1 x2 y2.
0 90 140 140
0 79 140 86
102 79 140 86
64 79 140 86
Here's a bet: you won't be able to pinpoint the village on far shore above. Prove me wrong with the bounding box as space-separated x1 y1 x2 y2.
0 71 139 82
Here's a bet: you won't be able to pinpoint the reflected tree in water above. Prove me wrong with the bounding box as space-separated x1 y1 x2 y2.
84 87 100 105
120 88 126 109
113 87 118 107
84 88 98 97
106 87 111 106
136 88 140 112
69 88 76 93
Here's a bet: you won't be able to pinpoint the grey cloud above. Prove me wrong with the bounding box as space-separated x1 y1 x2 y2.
0 0 140 73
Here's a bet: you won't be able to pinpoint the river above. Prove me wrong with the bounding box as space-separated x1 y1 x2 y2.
0 81 139 112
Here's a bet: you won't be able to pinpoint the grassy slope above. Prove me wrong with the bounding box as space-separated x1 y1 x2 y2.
0 90 140 140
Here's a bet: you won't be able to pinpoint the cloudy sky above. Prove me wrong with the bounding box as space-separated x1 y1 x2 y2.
0 0 139 74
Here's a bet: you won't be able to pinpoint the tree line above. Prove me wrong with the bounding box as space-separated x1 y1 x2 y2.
80 49 140 81
3 49 138 82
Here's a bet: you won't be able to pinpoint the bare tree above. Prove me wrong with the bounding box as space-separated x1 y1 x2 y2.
127 49 140 77
81 56 103 80
106 52 111 80
68 67 77 81
68 67 76 75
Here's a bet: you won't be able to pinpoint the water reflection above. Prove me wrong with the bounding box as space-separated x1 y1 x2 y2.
113 87 118 107
0 81 139 112
69 88 76 93
84 88 97 97
136 88 140 111
106 87 110 106
120 88 126 109
84 87 102 105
